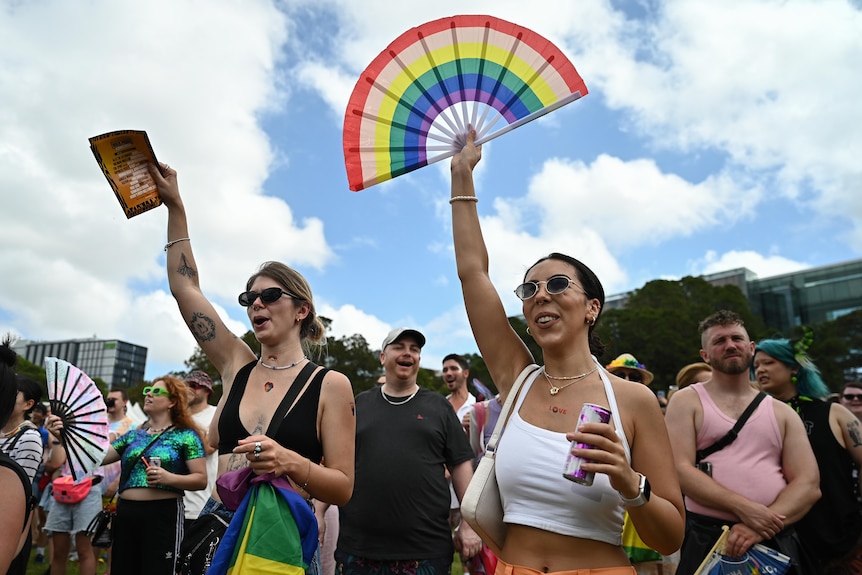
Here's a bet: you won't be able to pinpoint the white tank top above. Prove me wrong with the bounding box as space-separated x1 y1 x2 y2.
495 357 630 545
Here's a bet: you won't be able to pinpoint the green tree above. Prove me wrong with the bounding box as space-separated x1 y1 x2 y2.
594 276 763 391
318 333 382 395
781 310 862 391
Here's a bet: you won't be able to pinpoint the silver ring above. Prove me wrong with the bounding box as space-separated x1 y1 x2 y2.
254 451 260 461
254 441 262 453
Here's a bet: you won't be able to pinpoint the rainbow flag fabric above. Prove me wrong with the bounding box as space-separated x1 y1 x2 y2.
207 474 318 575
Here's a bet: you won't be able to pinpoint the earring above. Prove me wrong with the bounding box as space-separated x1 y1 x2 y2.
585 316 595 326
791 374 798 385
526 327 531 335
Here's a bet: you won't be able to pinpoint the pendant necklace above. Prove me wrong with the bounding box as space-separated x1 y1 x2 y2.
380 386 419 406
259 355 307 392
542 365 599 395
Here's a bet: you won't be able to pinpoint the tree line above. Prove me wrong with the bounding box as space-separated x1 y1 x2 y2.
10 275 861 403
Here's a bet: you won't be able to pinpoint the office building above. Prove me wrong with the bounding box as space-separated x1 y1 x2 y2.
605 258 862 333
15 337 147 389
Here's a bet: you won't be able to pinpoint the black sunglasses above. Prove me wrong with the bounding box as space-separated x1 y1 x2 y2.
614 370 643 383
514 275 583 301
843 394 862 401
238 287 299 307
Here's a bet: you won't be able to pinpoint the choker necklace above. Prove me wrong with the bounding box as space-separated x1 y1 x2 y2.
259 355 307 371
380 386 419 406
542 365 599 395
147 424 172 434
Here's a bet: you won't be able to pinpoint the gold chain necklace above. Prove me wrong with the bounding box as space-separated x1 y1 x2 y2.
542 365 599 395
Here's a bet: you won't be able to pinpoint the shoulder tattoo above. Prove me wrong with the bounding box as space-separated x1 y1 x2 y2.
848 419 862 448
189 312 216 342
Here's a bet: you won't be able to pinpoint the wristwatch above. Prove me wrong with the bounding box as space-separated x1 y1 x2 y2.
620 473 651 507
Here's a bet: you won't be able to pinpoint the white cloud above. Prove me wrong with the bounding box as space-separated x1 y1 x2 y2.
0 0 335 374
695 250 809 279
583 1 862 224
318 302 391 349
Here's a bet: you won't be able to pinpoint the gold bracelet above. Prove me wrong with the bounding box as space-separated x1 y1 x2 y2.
300 458 312 491
164 237 191 251
449 196 478 204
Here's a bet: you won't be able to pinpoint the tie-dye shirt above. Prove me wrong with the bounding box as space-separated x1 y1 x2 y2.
113 427 205 495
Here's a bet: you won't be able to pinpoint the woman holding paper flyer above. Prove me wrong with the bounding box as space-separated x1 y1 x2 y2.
448 131 685 574
149 163 355 572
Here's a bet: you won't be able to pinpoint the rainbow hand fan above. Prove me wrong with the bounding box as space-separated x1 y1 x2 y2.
343 15 588 191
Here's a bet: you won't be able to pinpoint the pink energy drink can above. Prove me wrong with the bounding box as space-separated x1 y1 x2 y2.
563 403 612 485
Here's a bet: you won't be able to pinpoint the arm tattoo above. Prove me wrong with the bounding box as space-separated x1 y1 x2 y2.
189 312 216 342
848 420 862 448
176 253 197 279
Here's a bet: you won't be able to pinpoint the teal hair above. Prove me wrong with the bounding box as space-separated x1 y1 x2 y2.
754 338 830 399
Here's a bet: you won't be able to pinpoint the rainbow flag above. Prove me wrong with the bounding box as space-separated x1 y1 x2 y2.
207 479 318 575
621 512 662 564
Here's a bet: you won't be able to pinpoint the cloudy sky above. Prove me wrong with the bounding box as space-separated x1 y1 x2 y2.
1 0 860 381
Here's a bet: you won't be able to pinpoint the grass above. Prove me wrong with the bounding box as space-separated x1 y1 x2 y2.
24 547 109 575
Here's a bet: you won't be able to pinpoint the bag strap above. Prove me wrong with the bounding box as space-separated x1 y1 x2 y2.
696 391 767 463
119 426 173 488
1 423 31 456
483 364 540 457
0 452 32 531
265 362 326 438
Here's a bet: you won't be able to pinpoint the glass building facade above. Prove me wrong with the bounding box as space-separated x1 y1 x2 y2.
605 258 862 332
19 338 147 389
747 259 862 334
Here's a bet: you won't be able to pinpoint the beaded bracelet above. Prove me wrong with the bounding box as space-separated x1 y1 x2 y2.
164 237 191 251
449 196 479 204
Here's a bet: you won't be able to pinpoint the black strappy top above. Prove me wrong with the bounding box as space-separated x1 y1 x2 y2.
217 360 325 463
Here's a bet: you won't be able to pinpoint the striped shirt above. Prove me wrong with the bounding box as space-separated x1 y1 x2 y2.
0 423 44 482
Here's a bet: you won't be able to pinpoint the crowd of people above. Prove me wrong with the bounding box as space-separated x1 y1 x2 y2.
0 138 859 575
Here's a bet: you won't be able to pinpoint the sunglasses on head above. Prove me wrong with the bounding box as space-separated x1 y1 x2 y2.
843 394 862 401
614 370 643 383
143 386 172 398
514 275 583 301
238 287 299 307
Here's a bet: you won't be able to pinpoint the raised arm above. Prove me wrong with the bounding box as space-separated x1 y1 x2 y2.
450 132 533 397
149 164 254 380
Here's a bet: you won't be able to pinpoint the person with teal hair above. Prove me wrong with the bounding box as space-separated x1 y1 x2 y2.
754 330 862 571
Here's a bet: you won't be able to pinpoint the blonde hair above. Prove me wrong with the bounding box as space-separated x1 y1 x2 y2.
246 262 326 345
675 362 712 388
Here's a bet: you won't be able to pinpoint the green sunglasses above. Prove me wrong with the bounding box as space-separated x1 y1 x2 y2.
143 386 172 398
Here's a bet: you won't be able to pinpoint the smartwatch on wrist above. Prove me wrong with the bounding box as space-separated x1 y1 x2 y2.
620 473 651 507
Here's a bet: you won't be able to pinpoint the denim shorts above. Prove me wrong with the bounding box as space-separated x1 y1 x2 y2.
44 485 102 535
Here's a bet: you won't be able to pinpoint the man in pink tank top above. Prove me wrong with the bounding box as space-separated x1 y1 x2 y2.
664 310 820 575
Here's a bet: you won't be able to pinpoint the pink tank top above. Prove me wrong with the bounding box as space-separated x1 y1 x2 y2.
687 383 786 521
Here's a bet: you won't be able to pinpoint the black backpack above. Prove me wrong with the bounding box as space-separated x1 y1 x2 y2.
0 451 32 532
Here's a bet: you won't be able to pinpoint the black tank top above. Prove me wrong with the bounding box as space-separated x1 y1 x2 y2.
793 396 862 561
217 360 325 463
